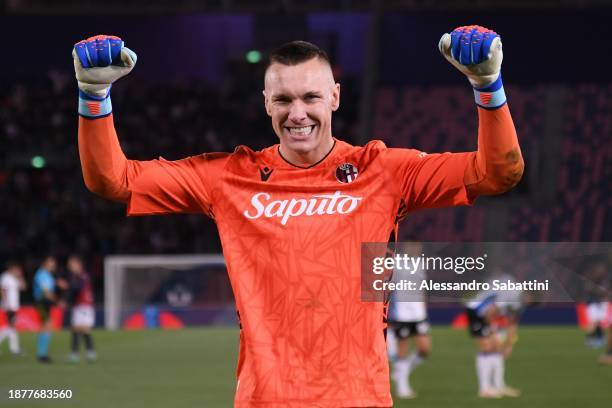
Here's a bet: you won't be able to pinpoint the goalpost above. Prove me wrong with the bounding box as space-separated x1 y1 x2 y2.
104 254 232 330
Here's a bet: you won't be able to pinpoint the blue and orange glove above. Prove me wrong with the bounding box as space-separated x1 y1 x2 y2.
72 35 137 118
438 25 505 109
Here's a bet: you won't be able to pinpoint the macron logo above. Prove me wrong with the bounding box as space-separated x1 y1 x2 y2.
243 191 363 225
86 101 101 115
479 92 493 105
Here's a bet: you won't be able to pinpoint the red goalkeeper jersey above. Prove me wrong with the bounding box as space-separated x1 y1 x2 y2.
78 105 521 407
126 139 473 407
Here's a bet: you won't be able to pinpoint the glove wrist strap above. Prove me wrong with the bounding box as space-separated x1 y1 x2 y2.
78 87 112 118
472 74 506 109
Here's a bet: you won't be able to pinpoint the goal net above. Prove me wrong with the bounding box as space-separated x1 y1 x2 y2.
104 254 235 330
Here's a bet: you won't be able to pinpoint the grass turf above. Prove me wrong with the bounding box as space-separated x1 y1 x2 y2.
0 326 610 407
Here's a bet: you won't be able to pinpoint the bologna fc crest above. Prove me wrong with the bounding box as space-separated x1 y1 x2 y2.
335 163 359 184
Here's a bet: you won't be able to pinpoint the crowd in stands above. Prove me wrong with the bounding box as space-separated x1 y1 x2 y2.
375 83 546 241
507 84 611 241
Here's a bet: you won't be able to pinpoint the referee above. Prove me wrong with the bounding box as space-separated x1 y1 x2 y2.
33 256 60 363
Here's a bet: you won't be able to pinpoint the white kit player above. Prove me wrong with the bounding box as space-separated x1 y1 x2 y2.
0 262 26 355
584 260 609 348
388 242 431 399
464 273 526 398
599 311 612 365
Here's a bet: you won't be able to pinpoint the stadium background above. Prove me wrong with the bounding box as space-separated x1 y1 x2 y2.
0 1 611 406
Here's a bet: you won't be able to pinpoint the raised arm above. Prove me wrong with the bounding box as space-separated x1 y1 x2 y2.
386 26 524 214
73 35 138 202
465 104 523 196
439 25 524 196
78 115 206 203
385 26 523 212
78 115 130 201
73 35 225 216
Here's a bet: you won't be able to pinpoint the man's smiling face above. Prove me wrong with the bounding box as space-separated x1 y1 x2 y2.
263 57 340 166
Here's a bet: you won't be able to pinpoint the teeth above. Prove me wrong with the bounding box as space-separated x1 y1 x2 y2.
288 126 314 135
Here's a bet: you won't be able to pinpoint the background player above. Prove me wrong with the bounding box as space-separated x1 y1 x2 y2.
464 274 528 398
584 260 609 348
33 256 61 363
599 319 612 365
66 254 97 363
0 261 26 356
388 242 431 399
73 26 523 405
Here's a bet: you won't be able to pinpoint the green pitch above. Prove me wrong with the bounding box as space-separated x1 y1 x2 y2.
0 327 610 407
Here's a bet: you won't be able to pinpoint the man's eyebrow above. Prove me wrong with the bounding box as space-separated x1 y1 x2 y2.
272 94 292 101
271 91 322 102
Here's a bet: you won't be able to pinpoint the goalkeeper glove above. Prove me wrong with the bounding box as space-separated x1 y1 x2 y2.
438 25 505 109
72 35 137 118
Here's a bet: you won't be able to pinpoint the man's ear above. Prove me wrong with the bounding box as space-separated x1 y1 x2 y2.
263 90 272 117
331 83 340 111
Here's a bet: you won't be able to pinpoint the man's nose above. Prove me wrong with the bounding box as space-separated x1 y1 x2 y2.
287 101 308 124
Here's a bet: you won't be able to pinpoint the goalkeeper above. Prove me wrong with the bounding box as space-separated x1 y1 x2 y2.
74 26 523 406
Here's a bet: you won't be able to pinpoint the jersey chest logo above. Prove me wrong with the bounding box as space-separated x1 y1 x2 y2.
335 163 359 184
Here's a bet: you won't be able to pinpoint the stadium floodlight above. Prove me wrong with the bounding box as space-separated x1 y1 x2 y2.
31 155 46 168
246 50 261 63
